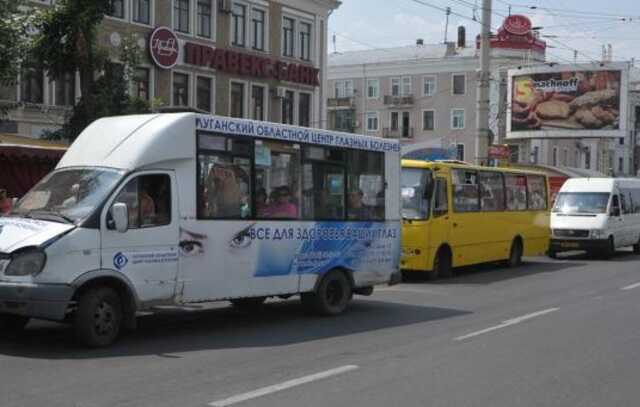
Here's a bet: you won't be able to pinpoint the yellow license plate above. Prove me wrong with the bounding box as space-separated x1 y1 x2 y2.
561 242 580 248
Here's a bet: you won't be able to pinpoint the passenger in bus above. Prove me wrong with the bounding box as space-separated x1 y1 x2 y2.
206 164 245 218
256 187 268 216
348 190 371 220
262 186 297 218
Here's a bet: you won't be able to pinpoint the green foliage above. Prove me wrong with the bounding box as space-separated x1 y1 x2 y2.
0 0 30 117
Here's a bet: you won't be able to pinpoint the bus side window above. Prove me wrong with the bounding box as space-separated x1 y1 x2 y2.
433 178 448 218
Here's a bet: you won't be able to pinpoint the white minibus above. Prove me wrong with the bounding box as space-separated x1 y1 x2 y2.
550 177 640 258
0 113 401 347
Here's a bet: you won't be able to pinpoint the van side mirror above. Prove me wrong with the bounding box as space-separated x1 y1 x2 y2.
111 203 129 233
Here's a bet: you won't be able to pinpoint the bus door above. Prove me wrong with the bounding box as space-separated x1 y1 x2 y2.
429 176 451 264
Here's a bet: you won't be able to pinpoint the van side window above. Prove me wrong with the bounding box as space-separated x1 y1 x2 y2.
302 146 346 220
255 140 301 220
112 174 171 228
433 178 448 218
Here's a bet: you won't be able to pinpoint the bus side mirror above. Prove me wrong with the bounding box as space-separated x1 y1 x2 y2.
112 203 129 233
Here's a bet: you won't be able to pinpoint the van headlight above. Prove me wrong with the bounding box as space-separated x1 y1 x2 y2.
4 249 47 276
591 230 604 239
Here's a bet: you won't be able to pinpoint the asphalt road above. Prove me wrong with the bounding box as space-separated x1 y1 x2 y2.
2 250 640 407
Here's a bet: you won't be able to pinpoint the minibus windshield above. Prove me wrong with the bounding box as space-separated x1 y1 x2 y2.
552 192 610 215
11 168 124 224
401 168 432 220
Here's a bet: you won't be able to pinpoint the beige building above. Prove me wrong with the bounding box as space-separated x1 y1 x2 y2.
0 0 340 138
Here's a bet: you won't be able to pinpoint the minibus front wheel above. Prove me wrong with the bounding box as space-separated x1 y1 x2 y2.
0 314 30 331
301 270 352 316
74 286 123 348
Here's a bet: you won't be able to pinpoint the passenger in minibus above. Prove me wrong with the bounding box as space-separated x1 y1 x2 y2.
348 189 371 220
262 186 298 218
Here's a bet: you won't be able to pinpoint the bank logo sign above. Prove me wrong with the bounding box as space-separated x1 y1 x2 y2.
149 26 179 69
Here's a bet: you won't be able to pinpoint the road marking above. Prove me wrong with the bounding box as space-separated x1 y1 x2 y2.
454 308 560 341
621 282 640 291
208 365 359 407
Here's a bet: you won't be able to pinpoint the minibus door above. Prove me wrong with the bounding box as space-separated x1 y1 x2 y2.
609 194 626 246
101 172 179 303
430 177 451 263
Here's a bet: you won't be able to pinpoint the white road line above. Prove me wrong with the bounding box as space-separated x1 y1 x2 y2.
621 282 640 291
208 365 359 407
454 308 560 341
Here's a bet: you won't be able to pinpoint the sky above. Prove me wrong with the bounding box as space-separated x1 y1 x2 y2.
328 0 640 64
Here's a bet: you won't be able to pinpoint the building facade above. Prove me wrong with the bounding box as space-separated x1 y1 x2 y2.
0 0 340 138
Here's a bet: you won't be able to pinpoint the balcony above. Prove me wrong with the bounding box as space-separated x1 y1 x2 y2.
383 95 414 107
327 97 356 109
383 127 414 139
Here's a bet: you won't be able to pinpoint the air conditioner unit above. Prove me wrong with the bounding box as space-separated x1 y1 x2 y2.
218 0 232 14
275 87 286 98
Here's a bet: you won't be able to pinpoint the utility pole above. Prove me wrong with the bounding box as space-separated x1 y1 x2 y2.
444 7 451 43
475 0 492 165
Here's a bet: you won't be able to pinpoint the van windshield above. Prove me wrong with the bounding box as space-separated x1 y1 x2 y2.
11 168 124 224
552 192 610 214
401 168 432 220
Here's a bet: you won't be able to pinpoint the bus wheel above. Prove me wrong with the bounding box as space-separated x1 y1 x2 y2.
230 297 267 310
0 314 30 331
434 249 453 279
74 286 123 348
507 239 523 268
302 271 352 316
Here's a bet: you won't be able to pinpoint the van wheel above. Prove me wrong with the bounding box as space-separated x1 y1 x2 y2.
0 314 30 331
602 236 616 259
507 239 523 267
301 271 352 316
74 286 123 348
433 249 453 279
548 250 558 259
230 297 267 310
633 237 640 254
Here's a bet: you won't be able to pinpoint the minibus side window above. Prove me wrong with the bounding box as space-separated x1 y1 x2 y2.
452 169 479 212
505 174 528 211
301 146 346 220
111 174 171 229
526 175 547 211
611 195 621 217
479 171 505 211
346 150 385 220
433 178 448 218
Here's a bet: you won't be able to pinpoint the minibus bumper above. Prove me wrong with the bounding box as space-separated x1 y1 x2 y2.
550 238 609 253
0 282 73 321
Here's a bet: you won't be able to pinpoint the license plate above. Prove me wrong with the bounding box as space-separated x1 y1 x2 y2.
561 242 580 248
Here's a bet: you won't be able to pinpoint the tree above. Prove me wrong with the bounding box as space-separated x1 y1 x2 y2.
0 0 29 117
31 0 150 140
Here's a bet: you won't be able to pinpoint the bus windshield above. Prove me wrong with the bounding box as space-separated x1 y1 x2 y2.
11 168 124 224
552 192 610 214
401 168 432 220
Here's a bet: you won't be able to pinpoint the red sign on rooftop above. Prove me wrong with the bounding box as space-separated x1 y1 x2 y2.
149 27 179 70
503 15 532 36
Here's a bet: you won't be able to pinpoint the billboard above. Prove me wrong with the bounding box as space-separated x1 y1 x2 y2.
507 64 628 139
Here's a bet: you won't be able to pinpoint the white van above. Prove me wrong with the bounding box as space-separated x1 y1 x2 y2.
550 177 640 258
0 113 401 347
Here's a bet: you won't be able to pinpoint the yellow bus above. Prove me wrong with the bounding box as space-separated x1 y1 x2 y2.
401 160 550 279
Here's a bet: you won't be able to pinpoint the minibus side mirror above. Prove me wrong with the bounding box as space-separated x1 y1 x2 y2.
612 207 621 217
112 203 129 233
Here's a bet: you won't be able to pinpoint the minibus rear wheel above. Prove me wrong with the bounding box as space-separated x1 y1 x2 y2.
74 286 123 348
301 270 352 316
0 314 30 331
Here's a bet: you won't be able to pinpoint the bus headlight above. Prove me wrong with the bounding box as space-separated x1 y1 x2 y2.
591 230 604 239
4 249 47 276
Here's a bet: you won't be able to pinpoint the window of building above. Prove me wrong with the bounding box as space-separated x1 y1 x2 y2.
109 0 125 18
619 157 624 173
197 134 252 219
574 150 579 168
452 169 479 212
196 76 212 112
230 81 245 118
562 149 568 166
173 72 189 106
133 0 151 24
298 92 311 127
367 79 379 99
232 3 247 47
451 109 465 129
401 77 411 96
391 78 400 97
133 67 150 101
282 17 295 57
527 175 547 210
197 0 212 37
112 174 171 228
366 112 378 131
335 80 354 98
334 110 353 132
255 140 301 219
532 146 540 164
282 90 294 124
302 146 346 220
422 110 434 131
552 147 558 166
299 21 311 61
456 144 465 161
453 74 466 95
0 77 17 102
21 66 44 104
251 8 265 51
479 171 505 211
55 71 75 106
423 76 436 96
174 0 190 33
347 150 385 220
251 84 265 121
390 112 399 131
620 137 625 145
585 148 591 169
505 174 527 210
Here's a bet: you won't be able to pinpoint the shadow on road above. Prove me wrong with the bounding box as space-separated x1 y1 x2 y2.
0 299 470 358
556 249 638 262
404 258 588 286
